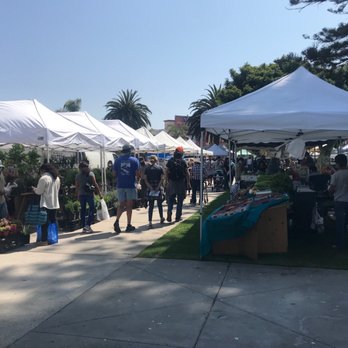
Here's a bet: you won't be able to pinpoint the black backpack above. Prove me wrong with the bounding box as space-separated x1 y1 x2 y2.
168 158 185 181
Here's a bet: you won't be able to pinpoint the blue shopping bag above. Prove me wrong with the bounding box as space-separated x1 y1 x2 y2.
36 225 42 242
47 223 58 245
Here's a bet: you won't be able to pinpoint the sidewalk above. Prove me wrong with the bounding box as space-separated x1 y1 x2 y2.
1 192 348 347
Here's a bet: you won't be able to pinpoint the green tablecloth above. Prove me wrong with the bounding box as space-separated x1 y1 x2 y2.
201 195 289 257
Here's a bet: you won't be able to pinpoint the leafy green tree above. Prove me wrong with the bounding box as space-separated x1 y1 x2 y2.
56 98 82 112
225 63 284 96
167 124 188 139
187 85 223 140
104 89 151 129
289 0 348 68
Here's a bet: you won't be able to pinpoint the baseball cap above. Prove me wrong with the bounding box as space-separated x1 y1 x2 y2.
121 144 134 153
175 146 184 153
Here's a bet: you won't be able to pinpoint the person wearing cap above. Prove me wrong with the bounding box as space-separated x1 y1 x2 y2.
113 144 140 233
144 155 165 229
329 154 348 249
165 146 190 222
0 160 8 219
75 161 103 233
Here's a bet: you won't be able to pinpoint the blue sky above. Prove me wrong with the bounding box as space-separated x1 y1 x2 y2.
0 0 344 128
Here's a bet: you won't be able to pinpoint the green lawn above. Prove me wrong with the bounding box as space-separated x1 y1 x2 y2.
138 193 228 260
138 194 348 270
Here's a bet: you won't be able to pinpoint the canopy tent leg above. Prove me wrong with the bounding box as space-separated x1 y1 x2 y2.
228 130 232 188
46 145 50 163
199 129 204 260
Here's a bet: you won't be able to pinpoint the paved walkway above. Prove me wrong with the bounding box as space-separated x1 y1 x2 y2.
1 192 348 347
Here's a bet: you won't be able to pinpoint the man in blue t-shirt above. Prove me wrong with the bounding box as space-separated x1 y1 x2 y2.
113 144 140 233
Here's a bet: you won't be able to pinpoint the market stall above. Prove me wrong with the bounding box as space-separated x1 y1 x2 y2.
199 66 348 258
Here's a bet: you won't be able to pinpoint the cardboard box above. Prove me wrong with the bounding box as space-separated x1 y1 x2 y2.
212 204 288 260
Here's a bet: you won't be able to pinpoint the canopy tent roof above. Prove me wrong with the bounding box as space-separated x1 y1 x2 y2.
136 127 165 150
154 131 182 152
59 112 130 150
102 120 159 151
0 99 102 150
201 67 348 144
207 144 229 156
176 136 198 154
184 138 214 156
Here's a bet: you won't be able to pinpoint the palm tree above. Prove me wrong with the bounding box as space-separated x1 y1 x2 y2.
104 89 152 129
187 85 223 140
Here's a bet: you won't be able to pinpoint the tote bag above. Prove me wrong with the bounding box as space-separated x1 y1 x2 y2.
24 205 47 225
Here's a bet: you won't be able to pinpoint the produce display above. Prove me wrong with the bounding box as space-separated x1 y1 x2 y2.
254 172 293 194
211 192 287 219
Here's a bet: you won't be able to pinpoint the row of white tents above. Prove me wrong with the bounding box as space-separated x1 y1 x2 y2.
0 99 212 155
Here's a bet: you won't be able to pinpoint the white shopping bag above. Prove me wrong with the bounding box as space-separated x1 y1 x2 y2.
97 199 110 221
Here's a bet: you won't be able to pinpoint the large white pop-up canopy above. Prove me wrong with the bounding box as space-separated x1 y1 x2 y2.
201 67 348 144
102 120 159 151
154 131 182 152
0 99 103 150
185 139 213 156
199 66 348 258
136 127 166 150
176 136 198 154
59 112 130 150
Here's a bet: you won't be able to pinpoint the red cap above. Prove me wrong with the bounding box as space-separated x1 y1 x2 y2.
175 146 184 153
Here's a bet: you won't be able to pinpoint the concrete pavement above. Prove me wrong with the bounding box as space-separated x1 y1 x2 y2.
1 192 348 347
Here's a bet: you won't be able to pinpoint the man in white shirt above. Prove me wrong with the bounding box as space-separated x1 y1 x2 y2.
329 154 348 249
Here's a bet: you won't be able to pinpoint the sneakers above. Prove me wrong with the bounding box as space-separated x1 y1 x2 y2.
113 220 121 235
125 224 136 232
148 222 153 229
160 217 165 224
167 213 172 223
82 225 93 233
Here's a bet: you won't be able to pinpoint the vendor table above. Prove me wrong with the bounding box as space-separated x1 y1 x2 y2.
212 204 288 260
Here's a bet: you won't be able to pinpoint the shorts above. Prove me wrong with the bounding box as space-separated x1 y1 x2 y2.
117 188 137 202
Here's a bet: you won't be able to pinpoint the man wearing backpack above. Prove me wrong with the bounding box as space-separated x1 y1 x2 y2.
165 146 190 222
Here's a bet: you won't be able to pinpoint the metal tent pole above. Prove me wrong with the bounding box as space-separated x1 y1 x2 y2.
199 129 204 260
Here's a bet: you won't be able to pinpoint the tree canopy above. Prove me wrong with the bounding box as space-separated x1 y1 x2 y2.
289 0 348 68
104 89 151 129
56 98 81 112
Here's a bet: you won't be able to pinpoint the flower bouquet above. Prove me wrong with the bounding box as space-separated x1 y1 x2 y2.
0 218 18 238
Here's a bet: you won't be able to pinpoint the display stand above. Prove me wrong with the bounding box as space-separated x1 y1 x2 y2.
212 204 288 260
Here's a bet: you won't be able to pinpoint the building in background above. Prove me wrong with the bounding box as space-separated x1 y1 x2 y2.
164 115 188 132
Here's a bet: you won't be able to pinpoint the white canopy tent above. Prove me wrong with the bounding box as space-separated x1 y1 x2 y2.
186 139 213 156
59 112 135 192
202 67 348 144
199 66 348 258
0 99 103 152
136 127 166 151
176 136 198 154
154 131 182 152
102 120 159 151
59 112 131 151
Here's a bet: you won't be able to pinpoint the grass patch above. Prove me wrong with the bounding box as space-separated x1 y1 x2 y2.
138 194 348 270
138 193 228 260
